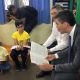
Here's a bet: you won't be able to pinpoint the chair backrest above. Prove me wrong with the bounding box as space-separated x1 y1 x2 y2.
0 20 16 45
30 23 52 44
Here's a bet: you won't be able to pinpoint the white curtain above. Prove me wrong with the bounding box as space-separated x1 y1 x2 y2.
18 0 29 7
4 0 14 10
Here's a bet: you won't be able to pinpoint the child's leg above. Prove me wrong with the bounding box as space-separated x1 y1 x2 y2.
10 49 21 69
4 62 11 71
1 61 11 73
21 47 28 69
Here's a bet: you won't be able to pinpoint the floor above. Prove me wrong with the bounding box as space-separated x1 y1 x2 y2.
0 63 51 80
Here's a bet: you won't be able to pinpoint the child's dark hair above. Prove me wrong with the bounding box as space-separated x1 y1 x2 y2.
15 19 24 27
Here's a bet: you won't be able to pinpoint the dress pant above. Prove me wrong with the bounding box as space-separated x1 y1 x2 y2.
0 61 11 72
51 70 78 80
51 57 78 80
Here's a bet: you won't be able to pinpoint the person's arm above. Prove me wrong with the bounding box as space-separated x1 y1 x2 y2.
13 38 19 45
37 46 69 71
23 32 30 48
55 49 80 72
46 47 69 61
49 33 69 52
43 31 56 47
55 37 80 72
23 39 30 46
38 43 80 72
12 38 21 50
43 23 57 47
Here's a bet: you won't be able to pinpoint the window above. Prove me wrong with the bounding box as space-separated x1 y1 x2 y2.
18 0 29 7
4 0 14 10
23 0 29 6
4 0 29 10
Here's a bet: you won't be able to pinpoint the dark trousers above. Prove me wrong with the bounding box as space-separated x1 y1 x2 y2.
10 47 28 68
0 61 11 72
51 57 78 80
51 70 78 80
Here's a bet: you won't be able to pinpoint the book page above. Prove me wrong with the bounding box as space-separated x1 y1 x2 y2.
30 41 49 65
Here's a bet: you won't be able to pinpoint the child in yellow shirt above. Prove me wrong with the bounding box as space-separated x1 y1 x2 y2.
10 19 30 71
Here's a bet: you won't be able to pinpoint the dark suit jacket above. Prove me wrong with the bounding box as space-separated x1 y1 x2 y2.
55 24 80 73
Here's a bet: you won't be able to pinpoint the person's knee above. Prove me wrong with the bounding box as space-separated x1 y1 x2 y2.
10 49 17 57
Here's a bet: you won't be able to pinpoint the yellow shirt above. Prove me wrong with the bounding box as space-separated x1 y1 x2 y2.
0 46 9 61
12 31 30 45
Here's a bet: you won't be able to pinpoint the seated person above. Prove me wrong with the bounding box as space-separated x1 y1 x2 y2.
36 5 69 78
0 46 11 73
10 20 30 71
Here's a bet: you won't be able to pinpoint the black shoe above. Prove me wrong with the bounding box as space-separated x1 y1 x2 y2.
21 63 27 71
22 66 27 71
36 71 51 78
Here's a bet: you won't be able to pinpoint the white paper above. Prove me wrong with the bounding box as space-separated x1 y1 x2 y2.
23 45 31 49
30 41 49 65
11 45 30 50
11 45 18 49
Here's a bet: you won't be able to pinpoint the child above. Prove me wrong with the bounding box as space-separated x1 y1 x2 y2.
10 19 30 71
0 46 11 73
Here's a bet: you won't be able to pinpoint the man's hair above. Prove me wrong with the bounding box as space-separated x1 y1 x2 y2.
15 19 24 27
8 5 15 12
55 10 76 26
52 5 64 12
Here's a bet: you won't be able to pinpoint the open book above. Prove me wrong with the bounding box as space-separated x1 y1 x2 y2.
30 41 49 65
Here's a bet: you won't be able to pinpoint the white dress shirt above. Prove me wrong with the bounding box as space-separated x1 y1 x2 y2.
43 22 69 52
69 24 76 46
55 24 76 59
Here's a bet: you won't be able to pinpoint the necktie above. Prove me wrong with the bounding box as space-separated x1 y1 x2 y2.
68 35 71 63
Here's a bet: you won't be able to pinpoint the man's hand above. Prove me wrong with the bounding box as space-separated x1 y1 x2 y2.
46 54 56 61
38 64 54 71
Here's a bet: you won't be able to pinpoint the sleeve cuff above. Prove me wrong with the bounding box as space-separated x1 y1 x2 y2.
54 53 59 59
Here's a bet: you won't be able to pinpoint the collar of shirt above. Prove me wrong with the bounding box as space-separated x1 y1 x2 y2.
69 24 76 46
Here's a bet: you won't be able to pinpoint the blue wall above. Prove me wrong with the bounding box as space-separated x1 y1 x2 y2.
30 0 50 24
0 0 5 24
0 0 50 24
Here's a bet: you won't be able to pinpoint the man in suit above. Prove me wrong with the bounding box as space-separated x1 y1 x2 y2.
38 10 80 80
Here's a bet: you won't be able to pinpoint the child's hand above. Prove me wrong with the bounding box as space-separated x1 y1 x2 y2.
16 45 21 51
